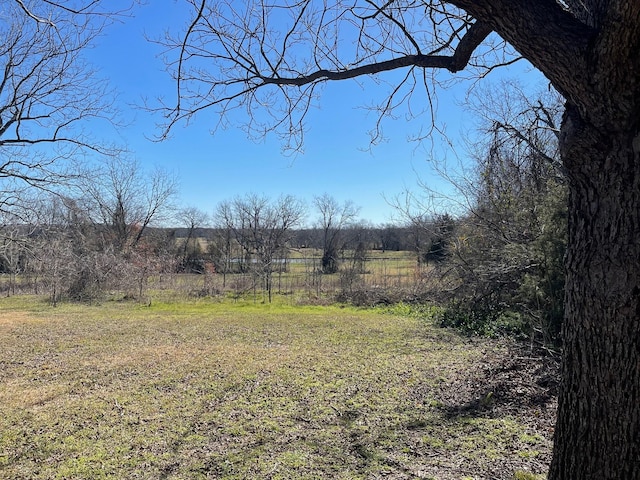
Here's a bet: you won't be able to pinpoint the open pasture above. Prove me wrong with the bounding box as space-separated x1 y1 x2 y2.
0 297 552 479
163 249 433 301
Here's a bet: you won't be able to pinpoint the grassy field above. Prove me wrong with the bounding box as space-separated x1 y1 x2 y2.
0 296 552 479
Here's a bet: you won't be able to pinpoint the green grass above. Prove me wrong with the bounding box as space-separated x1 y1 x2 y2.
169 248 422 297
0 295 549 479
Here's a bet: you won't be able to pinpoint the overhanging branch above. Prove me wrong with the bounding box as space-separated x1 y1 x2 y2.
259 20 491 86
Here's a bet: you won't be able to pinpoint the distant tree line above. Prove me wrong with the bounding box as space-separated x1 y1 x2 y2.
0 83 567 346
0 182 463 304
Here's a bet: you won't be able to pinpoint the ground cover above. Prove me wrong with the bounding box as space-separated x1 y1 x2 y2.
0 296 555 479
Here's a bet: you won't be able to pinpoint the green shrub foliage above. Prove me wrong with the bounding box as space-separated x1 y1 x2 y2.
440 89 566 345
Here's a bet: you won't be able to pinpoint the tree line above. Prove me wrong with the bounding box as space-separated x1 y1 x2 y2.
0 180 453 303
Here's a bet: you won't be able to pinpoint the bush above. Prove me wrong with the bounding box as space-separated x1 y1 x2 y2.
436 301 529 338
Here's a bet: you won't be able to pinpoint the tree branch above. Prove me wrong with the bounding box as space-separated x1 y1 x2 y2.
258 20 491 86
14 0 56 26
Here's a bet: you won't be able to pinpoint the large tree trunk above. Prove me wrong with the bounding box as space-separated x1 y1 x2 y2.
549 105 640 479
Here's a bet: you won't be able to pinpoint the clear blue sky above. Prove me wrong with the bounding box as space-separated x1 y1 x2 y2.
86 2 545 226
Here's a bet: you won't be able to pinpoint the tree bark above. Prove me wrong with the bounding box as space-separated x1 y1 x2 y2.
549 104 640 479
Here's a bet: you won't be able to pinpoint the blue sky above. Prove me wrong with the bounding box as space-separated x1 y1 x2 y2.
86 2 545 226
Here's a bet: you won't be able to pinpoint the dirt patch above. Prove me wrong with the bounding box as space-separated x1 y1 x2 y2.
438 342 558 420
430 341 560 479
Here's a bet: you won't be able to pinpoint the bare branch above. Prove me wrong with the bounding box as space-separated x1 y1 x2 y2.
0 1 129 203
14 0 56 26
154 0 498 150
259 20 490 86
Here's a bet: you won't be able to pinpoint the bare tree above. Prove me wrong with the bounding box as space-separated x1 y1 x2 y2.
80 156 178 252
30 196 78 305
0 1 135 213
215 193 305 302
0 214 31 296
378 224 404 252
313 193 360 274
177 206 210 272
0 1 145 300
211 202 241 288
25 192 115 303
156 1 640 477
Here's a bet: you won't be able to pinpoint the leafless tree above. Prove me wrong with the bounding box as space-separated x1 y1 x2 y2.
0 1 135 213
156 1 640 477
313 193 360 274
25 192 103 303
210 203 240 288
79 156 178 252
177 206 210 272
215 193 305 302
0 214 31 296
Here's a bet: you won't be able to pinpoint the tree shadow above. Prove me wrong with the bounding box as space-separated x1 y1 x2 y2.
437 345 559 421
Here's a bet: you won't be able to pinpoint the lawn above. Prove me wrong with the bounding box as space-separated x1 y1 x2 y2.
0 296 554 479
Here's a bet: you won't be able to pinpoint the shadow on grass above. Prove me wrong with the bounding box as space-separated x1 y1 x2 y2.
437 343 559 421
